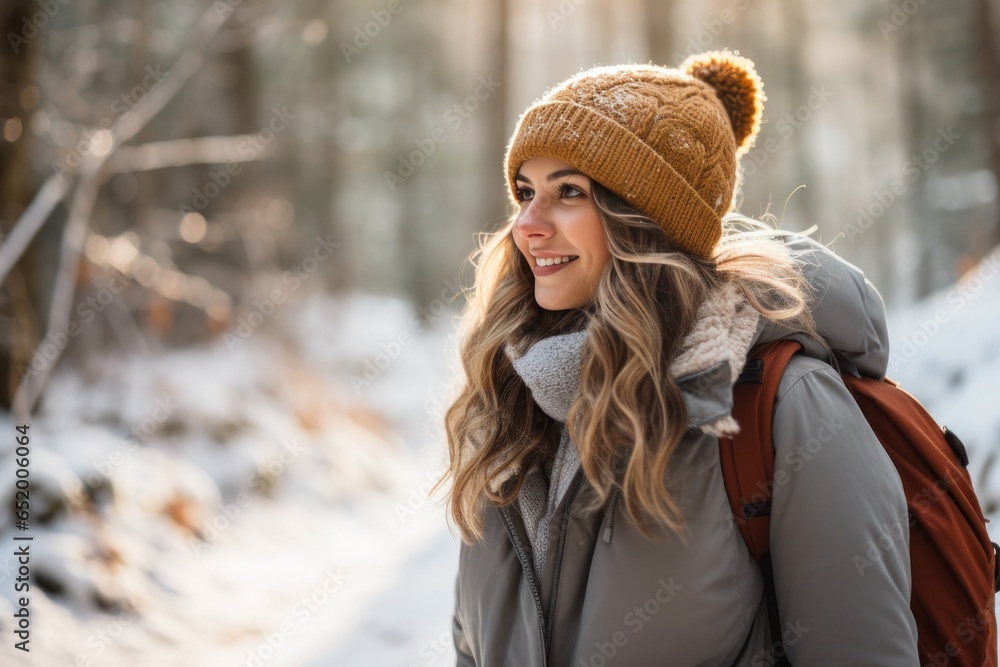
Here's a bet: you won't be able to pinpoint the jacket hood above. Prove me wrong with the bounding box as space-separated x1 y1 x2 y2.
679 234 890 437
752 234 890 379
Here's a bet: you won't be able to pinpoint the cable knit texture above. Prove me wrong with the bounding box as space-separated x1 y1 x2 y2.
498 280 760 581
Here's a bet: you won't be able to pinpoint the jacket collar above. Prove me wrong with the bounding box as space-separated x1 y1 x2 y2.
671 281 760 437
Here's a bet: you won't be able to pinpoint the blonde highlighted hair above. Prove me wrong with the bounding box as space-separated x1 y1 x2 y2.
432 180 827 545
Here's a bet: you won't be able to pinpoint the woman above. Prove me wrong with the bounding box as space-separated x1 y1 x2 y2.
436 50 919 666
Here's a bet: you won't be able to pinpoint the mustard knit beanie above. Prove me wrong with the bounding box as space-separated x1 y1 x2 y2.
503 50 765 258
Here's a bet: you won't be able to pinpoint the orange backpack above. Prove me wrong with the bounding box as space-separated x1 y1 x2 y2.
719 339 1000 667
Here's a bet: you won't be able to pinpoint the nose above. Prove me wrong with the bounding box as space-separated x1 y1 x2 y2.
514 196 553 240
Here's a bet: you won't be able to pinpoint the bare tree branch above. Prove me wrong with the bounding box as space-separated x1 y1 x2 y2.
0 6 232 285
0 175 72 286
8 4 239 421
105 135 274 175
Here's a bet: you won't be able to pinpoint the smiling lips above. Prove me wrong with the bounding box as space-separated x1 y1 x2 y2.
533 255 579 276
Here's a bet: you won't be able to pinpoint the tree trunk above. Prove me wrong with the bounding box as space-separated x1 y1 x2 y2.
973 0 1000 252
646 0 674 66
779 0 818 231
0 0 43 410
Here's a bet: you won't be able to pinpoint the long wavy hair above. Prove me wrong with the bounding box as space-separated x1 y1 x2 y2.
432 179 828 545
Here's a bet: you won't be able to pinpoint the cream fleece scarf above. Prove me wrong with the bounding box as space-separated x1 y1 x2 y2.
486 281 760 580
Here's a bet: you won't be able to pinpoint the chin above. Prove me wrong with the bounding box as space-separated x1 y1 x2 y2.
535 293 583 311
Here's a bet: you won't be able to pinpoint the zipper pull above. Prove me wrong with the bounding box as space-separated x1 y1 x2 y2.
602 488 619 543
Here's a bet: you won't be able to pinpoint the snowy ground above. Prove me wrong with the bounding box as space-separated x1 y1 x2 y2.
885 247 1000 522
0 292 464 666
0 247 998 666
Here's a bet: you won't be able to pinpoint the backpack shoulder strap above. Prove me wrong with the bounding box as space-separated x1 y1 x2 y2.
718 338 802 667
719 338 802 556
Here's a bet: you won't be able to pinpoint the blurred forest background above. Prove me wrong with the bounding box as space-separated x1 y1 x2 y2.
2 0 999 387
0 0 999 665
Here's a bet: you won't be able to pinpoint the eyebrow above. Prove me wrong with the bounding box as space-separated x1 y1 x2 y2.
514 168 588 184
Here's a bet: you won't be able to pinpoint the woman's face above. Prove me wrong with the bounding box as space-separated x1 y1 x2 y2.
512 156 612 311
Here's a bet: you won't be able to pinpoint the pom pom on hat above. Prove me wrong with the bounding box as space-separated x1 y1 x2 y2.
681 49 766 156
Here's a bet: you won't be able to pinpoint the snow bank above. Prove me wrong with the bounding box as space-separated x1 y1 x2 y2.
886 247 1000 517
0 291 462 666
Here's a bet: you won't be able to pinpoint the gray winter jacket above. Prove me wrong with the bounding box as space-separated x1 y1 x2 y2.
451 235 920 666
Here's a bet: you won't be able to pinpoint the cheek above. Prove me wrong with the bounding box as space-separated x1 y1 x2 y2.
584 225 607 254
581 216 609 262
512 234 529 257
588 253 611 280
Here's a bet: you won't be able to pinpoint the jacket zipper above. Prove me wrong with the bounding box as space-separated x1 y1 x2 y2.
602 487 620 543
497 468 587 664
497 505 547 658
544 469 585 661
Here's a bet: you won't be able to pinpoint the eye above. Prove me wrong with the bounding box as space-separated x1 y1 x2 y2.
514 186 533 202
558 182 585 198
